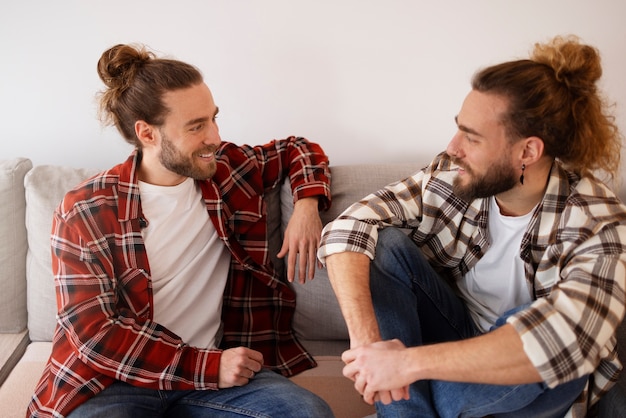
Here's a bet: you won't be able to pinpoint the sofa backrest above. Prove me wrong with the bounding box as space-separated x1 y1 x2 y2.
18 159 426 345
0 158 32 333
282 163 424 344
9 157 626 347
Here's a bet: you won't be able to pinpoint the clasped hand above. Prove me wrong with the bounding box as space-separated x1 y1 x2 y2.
342 339 412 405
218 347 264 388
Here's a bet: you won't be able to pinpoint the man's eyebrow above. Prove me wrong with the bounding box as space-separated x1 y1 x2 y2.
184 107 219 127
185 117 210 127
454 115 483 137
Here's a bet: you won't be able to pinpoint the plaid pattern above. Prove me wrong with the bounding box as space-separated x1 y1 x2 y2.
319 152 626 415
28 137 331 418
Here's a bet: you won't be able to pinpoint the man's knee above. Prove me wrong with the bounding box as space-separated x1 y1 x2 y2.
267 383 334 417
298 392 334 417
377 227 410 249
373 227 427 277
252 371 334 417
374 228 413 266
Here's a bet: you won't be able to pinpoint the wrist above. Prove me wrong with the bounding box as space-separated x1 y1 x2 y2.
294 196 319 207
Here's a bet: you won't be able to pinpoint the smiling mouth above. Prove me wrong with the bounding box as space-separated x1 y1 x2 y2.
196 148 216 160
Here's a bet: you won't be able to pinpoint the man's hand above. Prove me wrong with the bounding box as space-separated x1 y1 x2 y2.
341 325 543 405
277 197 322 283
218 347 264 388
342 339 411 405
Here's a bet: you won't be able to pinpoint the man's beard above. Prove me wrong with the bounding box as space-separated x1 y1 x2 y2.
159 133 217 181
452 157 518 202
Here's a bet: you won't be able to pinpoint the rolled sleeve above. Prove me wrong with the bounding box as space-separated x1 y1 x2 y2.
318 218 379 265
507 250 626 388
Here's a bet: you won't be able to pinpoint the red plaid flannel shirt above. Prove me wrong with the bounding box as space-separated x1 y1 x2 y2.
28 137 331 417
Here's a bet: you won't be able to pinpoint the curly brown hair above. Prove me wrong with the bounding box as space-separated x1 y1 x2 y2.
96 44 203 147
472 35 622 178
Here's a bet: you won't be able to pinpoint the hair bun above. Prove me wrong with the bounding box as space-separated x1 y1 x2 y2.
531 35 602 93
97 44 154 89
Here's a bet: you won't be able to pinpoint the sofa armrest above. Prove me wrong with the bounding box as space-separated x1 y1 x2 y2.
0 331 29 387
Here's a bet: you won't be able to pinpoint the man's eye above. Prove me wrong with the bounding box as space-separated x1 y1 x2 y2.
191 124 204 132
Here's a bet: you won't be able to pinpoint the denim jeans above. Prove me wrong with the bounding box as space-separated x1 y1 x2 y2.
369 228 587 418
67 368 334 418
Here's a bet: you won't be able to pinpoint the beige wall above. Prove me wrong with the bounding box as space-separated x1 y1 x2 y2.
1 0 625 175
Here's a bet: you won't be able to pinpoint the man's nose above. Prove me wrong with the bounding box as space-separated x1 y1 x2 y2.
446 131 463 158
205 122 221 145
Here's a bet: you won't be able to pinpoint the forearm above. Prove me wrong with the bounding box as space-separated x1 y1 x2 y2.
57 291 224 388
409 324 541 385
325 252 381 346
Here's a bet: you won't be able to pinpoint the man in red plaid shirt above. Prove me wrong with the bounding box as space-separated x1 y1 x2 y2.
27 44 333 418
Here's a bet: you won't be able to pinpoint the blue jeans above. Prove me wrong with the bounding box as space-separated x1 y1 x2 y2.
369 228 587 418
67 369 334 418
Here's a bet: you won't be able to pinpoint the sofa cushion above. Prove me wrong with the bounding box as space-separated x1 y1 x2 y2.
0 158 32 333
24 165 99 342
0 342 51 418
282 163 423 344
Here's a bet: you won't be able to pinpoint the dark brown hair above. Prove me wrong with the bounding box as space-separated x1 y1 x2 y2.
472 35 622 177
97 44 203 147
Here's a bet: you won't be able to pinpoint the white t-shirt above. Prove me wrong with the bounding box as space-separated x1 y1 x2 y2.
458 196 533 332
139 178 231 348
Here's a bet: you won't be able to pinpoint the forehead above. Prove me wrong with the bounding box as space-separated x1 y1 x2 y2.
457 90 509 134
162 83 216 123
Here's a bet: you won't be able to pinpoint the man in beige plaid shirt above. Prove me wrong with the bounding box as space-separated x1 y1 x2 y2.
319 35 626 418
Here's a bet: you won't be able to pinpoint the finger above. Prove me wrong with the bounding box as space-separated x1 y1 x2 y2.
220 368 249 388
342 362 358 381
307 243 317 280
341 348 356 364
246 349 264 366
390 387 408 402
376 390 393 405
276 240 288 259
298 245 310 284
286 247 296 283
244 361 262 375
354 373 366 396
361 384 377 405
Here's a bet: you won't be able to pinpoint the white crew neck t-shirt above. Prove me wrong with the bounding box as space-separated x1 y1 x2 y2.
139 178 231 348
458 196 534 332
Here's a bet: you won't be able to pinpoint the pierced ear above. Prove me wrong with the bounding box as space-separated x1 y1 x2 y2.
521 136 545 164
135 120 156 146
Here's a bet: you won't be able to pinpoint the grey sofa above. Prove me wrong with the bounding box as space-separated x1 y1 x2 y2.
0 157 624 418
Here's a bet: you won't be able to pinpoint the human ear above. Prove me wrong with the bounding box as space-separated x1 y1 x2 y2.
135 120 157 147
521 136 545 165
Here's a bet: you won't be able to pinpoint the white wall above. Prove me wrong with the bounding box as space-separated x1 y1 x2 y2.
2 0 625 171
